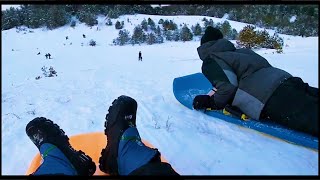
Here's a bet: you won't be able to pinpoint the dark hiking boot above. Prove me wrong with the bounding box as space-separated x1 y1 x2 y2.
99 95 138 175
26 117 96 176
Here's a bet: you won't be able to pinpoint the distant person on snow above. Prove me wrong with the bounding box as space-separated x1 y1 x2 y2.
192 26 318 136
45 53 48 59
83 34 86 38
139 51 142 61
48 53 52 59
26 95 179 176
66 36 68 40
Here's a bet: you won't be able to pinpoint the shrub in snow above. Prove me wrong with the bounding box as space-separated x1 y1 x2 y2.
237 25 260 49
89 39 96 46
256 29 272 48
237 25 283 53
41 66 57 77
115 21 123 29
270 33 284 53
105 18 112 26
70 20 76 28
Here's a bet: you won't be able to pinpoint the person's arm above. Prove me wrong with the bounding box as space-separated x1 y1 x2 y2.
208 81 237 110
193 82 237 110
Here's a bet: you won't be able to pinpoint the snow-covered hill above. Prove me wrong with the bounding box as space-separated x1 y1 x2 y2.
2 14 318 175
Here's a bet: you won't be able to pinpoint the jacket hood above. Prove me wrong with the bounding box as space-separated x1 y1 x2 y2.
197 39 236 61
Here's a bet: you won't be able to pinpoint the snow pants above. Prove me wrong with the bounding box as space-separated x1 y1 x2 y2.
261 77 318 136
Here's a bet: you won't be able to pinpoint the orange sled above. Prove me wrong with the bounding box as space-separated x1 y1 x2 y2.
26 132 167 175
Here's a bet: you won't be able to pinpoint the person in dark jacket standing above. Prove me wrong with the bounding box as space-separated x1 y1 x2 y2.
26 95 179 176
193 26 318 136
139 51 142 61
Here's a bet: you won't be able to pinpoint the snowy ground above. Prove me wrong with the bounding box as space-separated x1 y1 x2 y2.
1 14 318 175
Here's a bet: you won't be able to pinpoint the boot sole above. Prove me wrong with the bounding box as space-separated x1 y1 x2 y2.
27 118 96 176
99 96 137 175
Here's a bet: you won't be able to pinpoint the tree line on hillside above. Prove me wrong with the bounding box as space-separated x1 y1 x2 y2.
112 17 239 46
101 17 284 53
2 4 318 37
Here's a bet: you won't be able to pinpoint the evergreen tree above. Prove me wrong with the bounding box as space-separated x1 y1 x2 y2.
162 20 177 31
230 29 238 40
173 29 180 41
114 29 131 46
131 25 146 45
26 5 49 29
46 5 69 29
2 7 20 30
141 19 148 31
158 19 164 24
180 25 193 41
156 33 164 44
155 25 162 35
107 9 120 19
220 21 232 39
76 6 98 27
146 32 157 45
192 23 202 36
147 17 156 30
204 19 214 28
164 30 173 41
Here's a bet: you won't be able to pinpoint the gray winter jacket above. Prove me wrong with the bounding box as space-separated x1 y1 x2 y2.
197 39 292 119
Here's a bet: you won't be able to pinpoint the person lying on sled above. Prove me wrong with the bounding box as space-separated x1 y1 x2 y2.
193 26 318 137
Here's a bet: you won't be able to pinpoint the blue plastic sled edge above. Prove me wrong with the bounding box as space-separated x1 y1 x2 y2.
173 72 318 150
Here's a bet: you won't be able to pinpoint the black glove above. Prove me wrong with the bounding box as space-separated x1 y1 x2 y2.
193 95 211 110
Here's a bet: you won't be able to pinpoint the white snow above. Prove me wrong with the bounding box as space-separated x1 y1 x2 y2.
1 5 21 11
290 15 297 23
1 14 318 175
221 13 229 19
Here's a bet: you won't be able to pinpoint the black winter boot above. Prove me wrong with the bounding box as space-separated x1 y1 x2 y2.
26 117 96 176
99 95 137 175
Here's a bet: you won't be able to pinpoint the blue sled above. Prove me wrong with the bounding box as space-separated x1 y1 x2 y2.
173 72 318 151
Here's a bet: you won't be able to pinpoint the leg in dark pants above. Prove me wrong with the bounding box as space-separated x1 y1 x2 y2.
262 77 318 136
